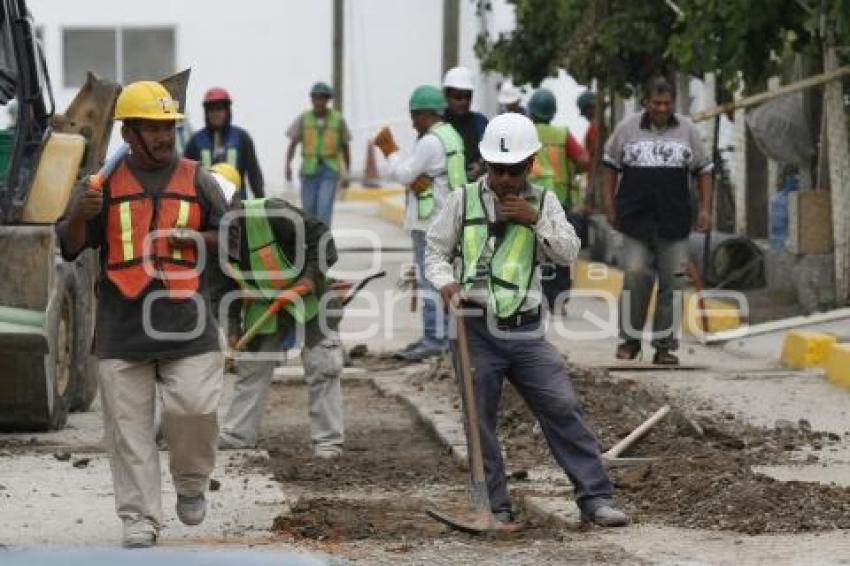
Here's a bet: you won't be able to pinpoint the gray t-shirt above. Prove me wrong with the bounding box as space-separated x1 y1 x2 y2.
602 111 712 240
58 155 228 360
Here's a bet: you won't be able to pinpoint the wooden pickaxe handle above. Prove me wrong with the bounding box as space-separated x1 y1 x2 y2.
233 282 312 351
451 304 492 515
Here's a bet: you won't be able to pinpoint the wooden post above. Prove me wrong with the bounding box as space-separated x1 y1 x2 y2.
442 0 460 75
332 0 344 112
825 47 850 303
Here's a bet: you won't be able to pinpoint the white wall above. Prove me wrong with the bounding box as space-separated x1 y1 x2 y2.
29 0 594 190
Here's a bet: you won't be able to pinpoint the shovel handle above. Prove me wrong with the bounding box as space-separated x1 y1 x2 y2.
451 304 491 514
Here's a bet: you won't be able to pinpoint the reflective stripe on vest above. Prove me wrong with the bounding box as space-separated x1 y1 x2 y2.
414 123 469 221
105 159 202 300
530 123 579 207
197 127 241 176
458 181 546 318
229 198 319 335
302 110 341 176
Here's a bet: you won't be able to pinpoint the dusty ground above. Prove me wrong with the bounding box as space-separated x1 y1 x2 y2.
257 380 639 564
403 356 850 536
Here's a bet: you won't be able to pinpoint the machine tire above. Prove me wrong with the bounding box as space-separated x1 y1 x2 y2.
68 251 99 412
37 262 77 430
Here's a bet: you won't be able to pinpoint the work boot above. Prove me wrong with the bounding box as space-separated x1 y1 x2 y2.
176 493 207 526
218 433 255 450
615 340 641 361
580 501 630 527
653 348 679 366
122 518 157 548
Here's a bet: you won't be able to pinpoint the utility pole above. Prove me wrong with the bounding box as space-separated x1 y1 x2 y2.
442 0 460 76
825 44 850 303
333 0 344 112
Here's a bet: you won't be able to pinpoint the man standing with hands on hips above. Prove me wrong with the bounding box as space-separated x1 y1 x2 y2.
425 113 629 528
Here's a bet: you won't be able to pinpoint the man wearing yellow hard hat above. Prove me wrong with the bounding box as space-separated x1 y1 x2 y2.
56 80 229 548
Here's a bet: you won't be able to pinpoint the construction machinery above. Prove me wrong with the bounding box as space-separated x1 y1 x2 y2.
0 0 120 430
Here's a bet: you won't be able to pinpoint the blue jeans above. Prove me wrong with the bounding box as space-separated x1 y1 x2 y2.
301 164 338 226
411 230 447 350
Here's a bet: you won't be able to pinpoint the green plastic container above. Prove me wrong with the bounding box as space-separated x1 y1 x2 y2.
0 128 15 180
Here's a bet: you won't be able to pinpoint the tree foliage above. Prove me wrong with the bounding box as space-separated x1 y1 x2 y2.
475 0 847 94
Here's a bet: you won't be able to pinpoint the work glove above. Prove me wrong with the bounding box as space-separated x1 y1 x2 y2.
373 126 399 157
409 174 432 194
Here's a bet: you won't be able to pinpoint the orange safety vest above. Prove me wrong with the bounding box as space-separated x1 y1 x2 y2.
105 158 203 300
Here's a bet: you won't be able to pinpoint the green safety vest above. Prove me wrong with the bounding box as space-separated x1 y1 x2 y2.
301 110 342 176
415 123 468 220
529 123 580 207
230 199 319 336
199 128 240 176
457 181 546 318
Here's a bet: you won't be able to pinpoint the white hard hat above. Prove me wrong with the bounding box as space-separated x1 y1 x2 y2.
479 113 541 164
497 80 522 105
443 66 474 91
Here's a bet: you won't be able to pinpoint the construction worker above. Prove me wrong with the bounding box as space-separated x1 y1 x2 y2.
205 162 241 325
497 80 525 115
602 76 712 365
425 113 628 528
527 88 591 314
442 66 488 181
218 197 345 459
56 81 228 548
373 85 467 361
184 87 265 199
577 90 603 171
285 82 351 227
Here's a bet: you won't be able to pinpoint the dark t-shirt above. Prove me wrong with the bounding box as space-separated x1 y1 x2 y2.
223 198 339 338
57 155 228 360
443 110 488 169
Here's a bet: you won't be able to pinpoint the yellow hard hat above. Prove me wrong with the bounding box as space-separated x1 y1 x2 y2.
114 81 184 121
209 162 242 187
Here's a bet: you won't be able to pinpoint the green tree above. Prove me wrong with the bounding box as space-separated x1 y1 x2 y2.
475 0 846 95
476 0 677 95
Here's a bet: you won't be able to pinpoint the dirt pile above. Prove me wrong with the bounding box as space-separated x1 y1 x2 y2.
407 358 850 534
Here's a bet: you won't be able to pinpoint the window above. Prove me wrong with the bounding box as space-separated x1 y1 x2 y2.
62 27 175 88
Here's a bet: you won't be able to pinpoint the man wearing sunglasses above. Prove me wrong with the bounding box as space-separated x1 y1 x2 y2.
424 113 628 529
442 66 489 181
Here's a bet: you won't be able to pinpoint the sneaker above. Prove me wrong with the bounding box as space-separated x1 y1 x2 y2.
314 445 343 460
580 501 630 527
397 344 445 362
175 493 207 526
653 348 679 366
392 340 423 359
615 340 641 361
122 518 157 548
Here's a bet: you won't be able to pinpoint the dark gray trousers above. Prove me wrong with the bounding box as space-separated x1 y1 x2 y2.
453 314 613 514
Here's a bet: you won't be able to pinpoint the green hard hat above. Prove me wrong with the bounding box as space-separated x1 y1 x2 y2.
409 85 446 112
577 90 596 112
528 88 556 121
310 82 334 98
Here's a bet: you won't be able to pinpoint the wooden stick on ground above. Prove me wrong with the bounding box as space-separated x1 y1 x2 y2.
604 405 671 460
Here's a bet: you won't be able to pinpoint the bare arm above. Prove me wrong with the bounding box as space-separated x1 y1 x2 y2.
601 167 619 227
285 138 298 180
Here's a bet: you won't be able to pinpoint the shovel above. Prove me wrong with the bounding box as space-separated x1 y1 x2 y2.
426 306 514 534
